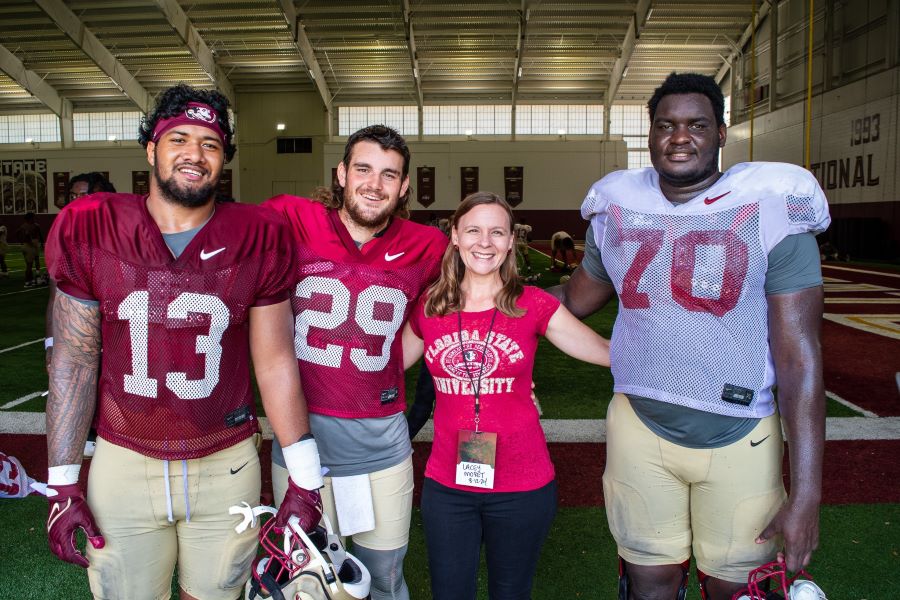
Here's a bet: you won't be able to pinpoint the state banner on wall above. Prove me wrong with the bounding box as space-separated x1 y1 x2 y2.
461 166 479 200
0 159 48 214
504 166 524 206
417 166 435 207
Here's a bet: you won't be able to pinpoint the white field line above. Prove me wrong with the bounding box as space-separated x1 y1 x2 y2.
2 413 899 441
825 298 900 304
822 265 900 279
826 390 879 418
0 338 43 354
0 391 45 409
0 287 43 297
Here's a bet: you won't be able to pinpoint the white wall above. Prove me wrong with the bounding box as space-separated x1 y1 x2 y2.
234 91 328 203
323 138 627 211
724 66 898 205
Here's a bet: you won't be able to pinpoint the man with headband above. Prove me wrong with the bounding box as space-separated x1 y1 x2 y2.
44 84 324 600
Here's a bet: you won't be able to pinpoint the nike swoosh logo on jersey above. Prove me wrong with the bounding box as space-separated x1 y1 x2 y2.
750 435 771 447
384 251 405 261
703 191 731 205
200 247 226 260
47 498 71 530
230 461 250 475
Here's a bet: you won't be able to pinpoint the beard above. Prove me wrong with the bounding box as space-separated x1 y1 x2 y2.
153 161 216 209
656 149 721 187
342 186 396 229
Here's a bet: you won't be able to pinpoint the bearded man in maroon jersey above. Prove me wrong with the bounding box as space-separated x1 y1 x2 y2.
44 84 323 600
264 125 447 600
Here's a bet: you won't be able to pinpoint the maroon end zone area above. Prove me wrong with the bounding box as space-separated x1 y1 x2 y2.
820 264 900 416
7 435 898 507
822 319 900 413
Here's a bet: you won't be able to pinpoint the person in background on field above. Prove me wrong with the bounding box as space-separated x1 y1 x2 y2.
513 218 533 274
45 173 117 369
17 211 42 287
549 230 576 271
402 191 610 600
0 225 9 279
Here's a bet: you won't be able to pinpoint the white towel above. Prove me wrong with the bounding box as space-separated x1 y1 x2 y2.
331 473 375 537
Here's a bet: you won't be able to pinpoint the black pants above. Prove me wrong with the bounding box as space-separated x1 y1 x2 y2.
421 477 557 600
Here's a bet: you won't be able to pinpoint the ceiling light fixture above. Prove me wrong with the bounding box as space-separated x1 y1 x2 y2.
276 123 286 131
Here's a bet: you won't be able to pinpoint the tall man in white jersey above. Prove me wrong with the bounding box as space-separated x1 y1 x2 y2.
44 84 323 600
551 73 829 600
264 125 447 600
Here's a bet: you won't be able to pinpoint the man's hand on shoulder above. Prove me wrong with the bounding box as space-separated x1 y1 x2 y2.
46 483 105 568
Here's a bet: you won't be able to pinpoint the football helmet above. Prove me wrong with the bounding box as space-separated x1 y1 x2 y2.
731 561 827 600
246 511 371 600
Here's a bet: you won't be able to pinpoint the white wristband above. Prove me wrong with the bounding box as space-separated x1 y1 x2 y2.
281 437 324 490
44 337 53 349
47 464 80 487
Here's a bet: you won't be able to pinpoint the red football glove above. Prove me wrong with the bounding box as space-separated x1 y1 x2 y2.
46 484 105 568
274 478 323 533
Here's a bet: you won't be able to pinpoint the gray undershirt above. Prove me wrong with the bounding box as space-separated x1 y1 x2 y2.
272 413 411 477
162 226 201 258
581 225 823 448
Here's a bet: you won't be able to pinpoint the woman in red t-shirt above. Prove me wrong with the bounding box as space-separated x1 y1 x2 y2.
402 191 610 600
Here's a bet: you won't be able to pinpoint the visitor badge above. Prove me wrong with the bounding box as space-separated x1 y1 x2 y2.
455 430 497 489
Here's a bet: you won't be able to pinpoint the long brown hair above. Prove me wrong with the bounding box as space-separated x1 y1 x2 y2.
424 191 524 318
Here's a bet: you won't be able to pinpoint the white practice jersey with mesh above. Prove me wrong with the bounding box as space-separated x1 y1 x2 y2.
582 162 830 417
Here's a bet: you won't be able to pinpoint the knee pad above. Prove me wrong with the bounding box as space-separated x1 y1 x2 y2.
617 557 689 600
351 544 409 600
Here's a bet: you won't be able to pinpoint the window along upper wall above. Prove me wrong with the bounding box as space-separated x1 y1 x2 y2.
73 111 142 141
0 114 60 144
338 104 606 137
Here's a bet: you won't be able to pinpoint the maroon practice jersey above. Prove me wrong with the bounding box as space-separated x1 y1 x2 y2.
46 194 294 460
263 196 447 418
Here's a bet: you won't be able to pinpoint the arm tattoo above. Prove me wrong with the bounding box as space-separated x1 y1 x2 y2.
47 293 101 467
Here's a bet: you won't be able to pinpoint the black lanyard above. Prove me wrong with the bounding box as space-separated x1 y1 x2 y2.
457 307 498 433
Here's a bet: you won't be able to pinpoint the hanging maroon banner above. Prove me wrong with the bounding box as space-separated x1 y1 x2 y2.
504 166 524 206
417 166 436 207
460 166 479 200
132 171 150 195
53 172 70 210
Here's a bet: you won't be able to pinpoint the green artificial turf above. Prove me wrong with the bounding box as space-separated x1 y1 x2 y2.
3 498 897 599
